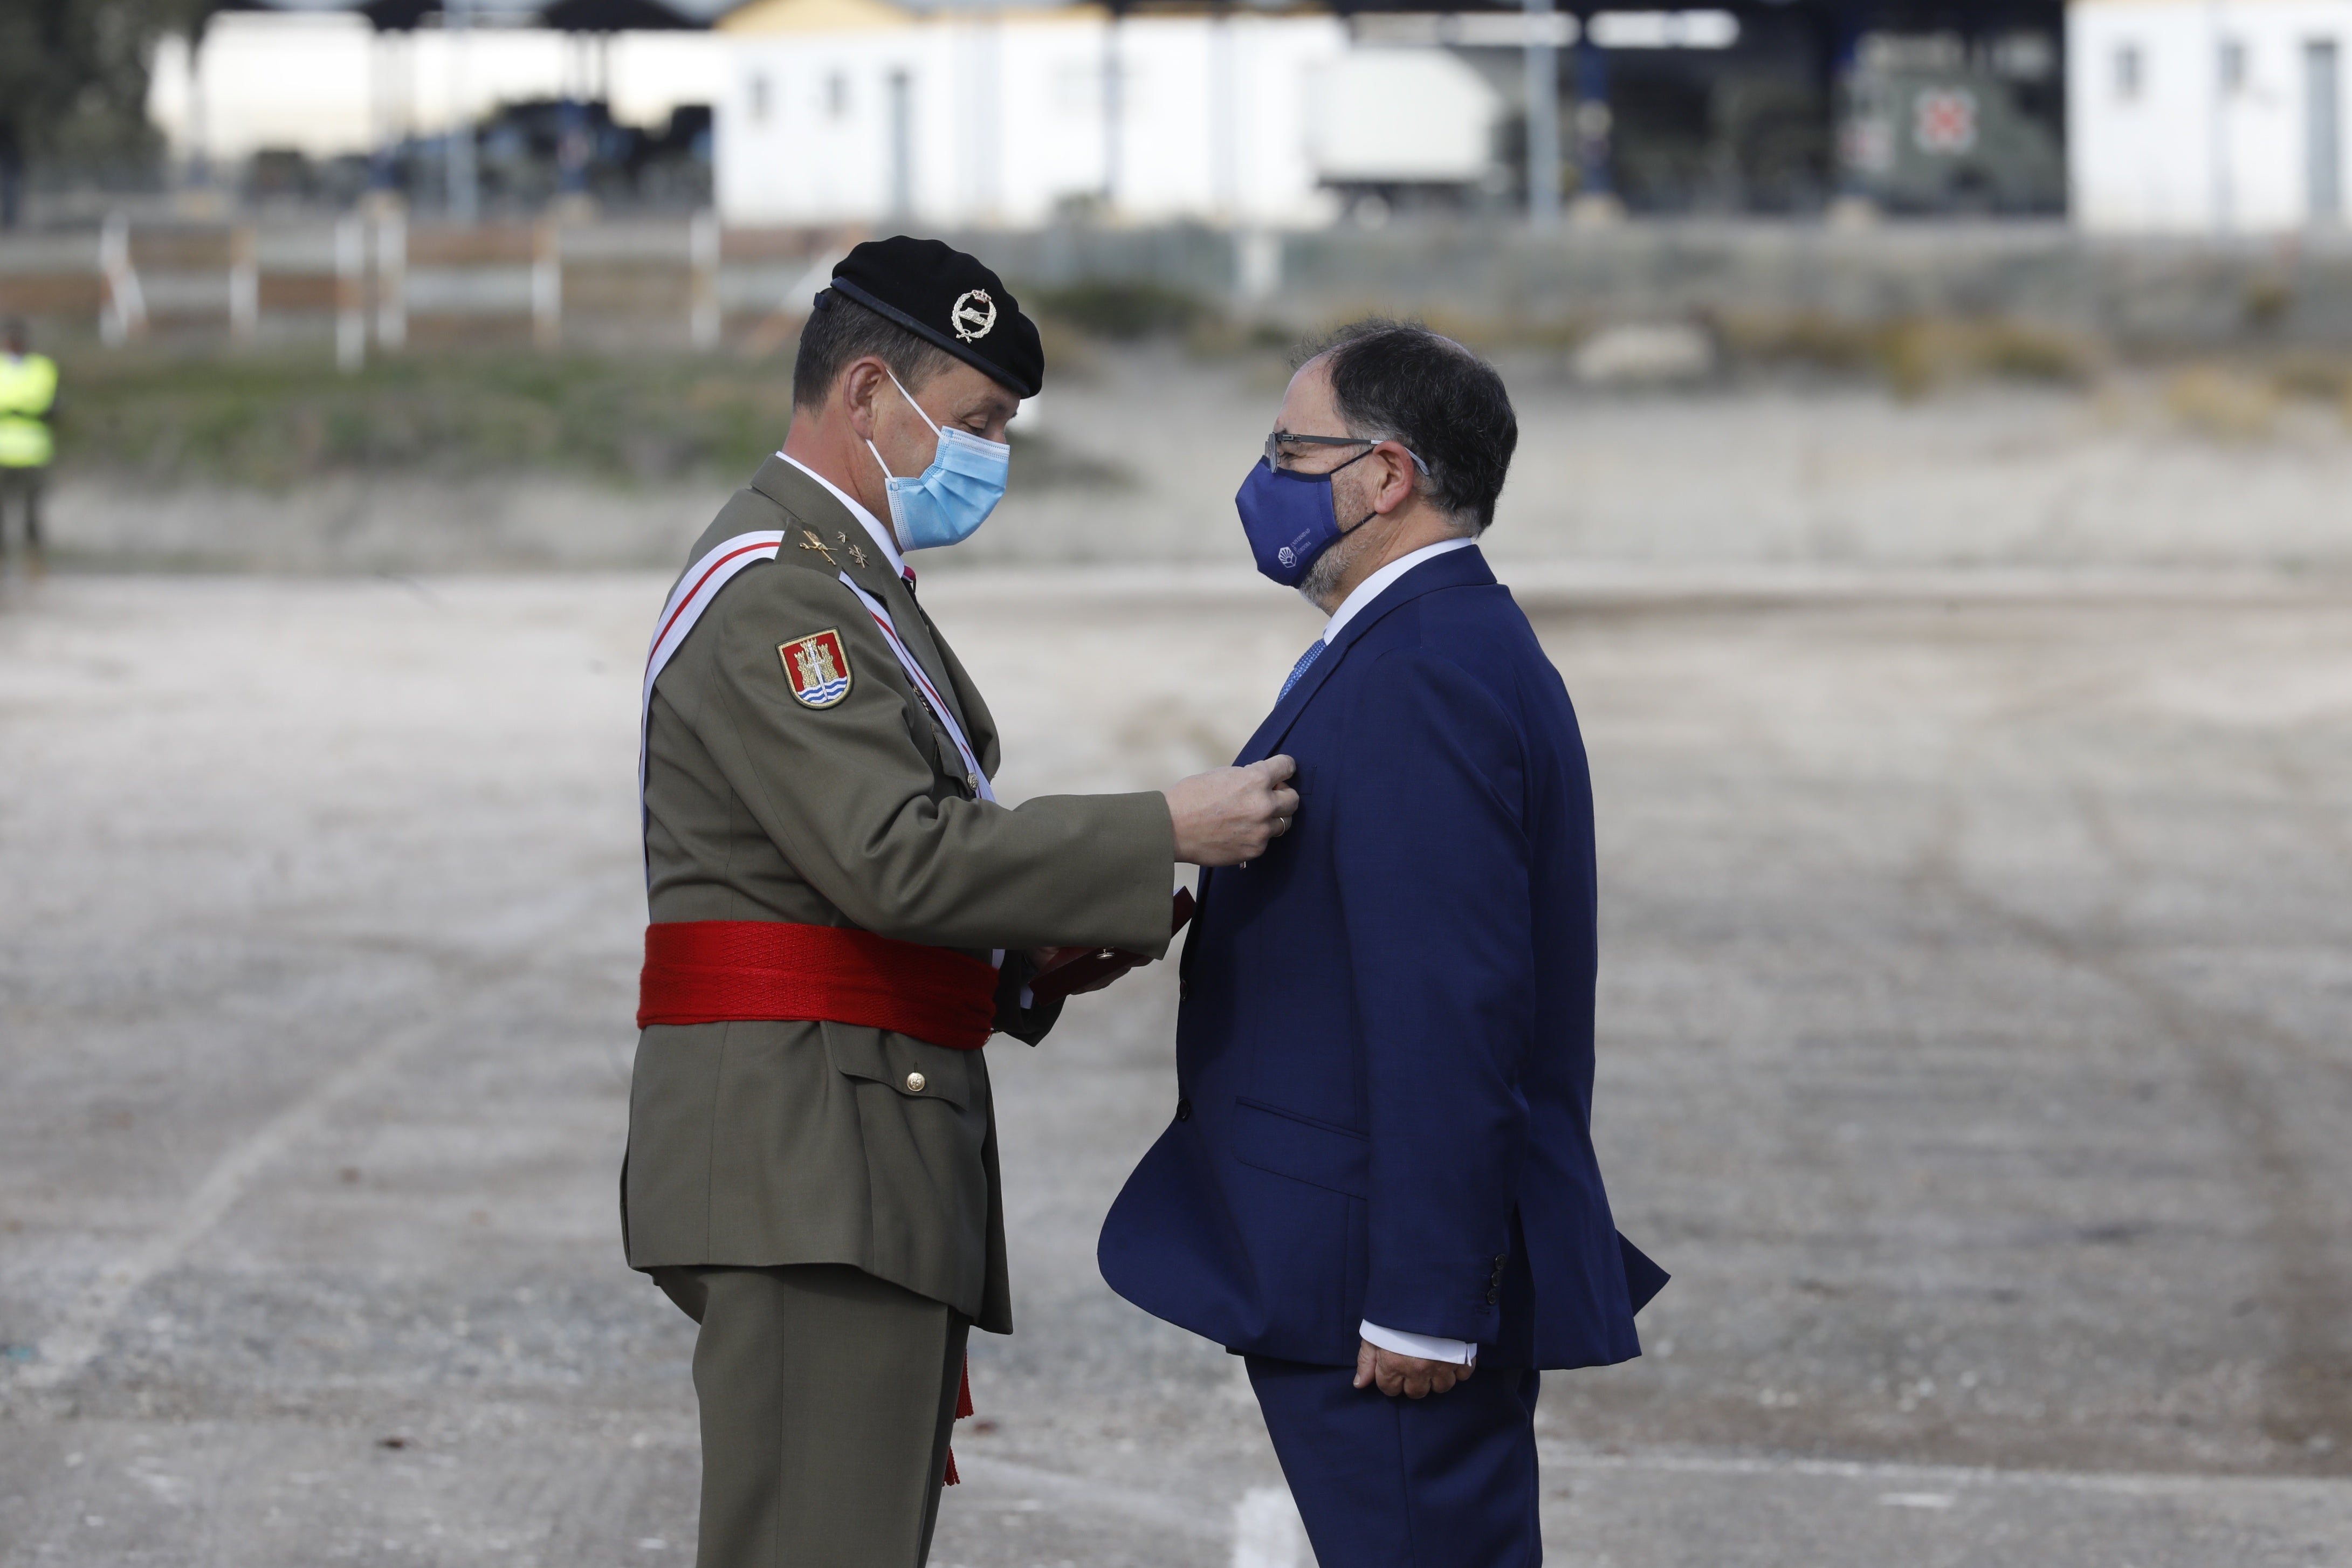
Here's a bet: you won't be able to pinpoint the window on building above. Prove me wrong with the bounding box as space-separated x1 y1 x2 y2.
2116 43 2143 101
888 70 913 216
2222 38 2248 94
2309 39 2343 221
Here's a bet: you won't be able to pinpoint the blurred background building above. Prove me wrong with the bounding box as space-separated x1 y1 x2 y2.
2072 0 2349 233
9 0 2352 366
2 0 2112 229
12 0 2352 236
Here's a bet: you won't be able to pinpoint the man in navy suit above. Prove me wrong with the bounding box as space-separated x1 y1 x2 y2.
1099 321 1665 1566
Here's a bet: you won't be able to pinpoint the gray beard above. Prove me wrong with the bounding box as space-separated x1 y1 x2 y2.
1298 515 1368 611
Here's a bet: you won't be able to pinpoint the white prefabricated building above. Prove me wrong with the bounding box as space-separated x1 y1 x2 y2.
2070 0 2352 233
712 0 1502 228
149 9 724 163
146 0 1507 229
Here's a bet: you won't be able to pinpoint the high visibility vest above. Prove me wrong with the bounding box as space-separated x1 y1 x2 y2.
0 353 59 469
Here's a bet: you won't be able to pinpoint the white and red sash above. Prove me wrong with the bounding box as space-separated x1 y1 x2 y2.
639 531 997 837
833 573 995 805
641 530 788 810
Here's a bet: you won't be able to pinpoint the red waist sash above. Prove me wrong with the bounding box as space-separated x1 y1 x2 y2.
637 920 998 1049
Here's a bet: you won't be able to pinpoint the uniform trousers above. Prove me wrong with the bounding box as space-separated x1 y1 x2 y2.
1244 1354 1544 1568
657 1263 971 1568
0 467 43 561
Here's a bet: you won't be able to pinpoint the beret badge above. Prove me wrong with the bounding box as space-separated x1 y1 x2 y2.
827 237 1042 395
950 289 998 343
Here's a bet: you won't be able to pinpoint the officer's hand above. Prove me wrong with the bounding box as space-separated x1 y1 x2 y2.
1165 755 1299 866
1353 1339 1473 1400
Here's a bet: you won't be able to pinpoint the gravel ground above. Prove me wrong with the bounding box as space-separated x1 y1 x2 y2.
2 566 2349 1566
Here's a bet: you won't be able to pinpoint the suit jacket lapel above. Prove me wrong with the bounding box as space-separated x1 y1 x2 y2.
1235 546 1497 766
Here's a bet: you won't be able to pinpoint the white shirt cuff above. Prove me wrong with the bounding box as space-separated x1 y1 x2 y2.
1359 1319 1476 1365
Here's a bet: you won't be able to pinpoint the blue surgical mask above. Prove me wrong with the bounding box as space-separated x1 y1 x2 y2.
1234 454 1374 587
865 369 1011 551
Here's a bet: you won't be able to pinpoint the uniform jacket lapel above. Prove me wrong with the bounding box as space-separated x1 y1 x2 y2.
880 587 984 751
1235 545 1497 767
915 624 1003 776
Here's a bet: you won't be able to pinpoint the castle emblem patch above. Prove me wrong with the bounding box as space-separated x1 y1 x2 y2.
779 629 853 709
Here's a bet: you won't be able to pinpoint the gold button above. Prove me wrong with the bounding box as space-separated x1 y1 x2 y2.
905 1071 926 1094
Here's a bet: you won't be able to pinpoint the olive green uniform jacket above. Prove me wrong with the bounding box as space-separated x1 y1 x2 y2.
623 457 1176 1335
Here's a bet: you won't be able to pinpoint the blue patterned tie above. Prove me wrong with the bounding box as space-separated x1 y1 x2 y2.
1278 638 1327 701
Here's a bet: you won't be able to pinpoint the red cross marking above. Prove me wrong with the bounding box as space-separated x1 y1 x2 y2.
1914 89 1979 155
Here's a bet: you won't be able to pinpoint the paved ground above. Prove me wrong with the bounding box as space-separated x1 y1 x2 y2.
2 566 2350 1566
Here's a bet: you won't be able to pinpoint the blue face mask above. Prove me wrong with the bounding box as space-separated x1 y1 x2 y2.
866 369 1011 551
1234 453 1375 587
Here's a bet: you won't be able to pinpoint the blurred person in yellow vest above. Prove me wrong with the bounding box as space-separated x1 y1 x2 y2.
0 319 57 575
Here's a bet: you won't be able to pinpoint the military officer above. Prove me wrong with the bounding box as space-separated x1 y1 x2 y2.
625 236 1297 1568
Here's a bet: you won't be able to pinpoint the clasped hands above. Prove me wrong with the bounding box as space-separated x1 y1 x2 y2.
1028 757 1300 997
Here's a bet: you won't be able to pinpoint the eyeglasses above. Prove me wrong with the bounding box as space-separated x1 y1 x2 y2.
1265 429 1431 475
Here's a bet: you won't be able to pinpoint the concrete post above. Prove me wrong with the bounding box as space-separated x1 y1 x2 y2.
98 213 148 347
689 210 721 351
532 217 562 350
375 209 407 352
334 214 367 373
229 223 259 345
1236 229 1281 303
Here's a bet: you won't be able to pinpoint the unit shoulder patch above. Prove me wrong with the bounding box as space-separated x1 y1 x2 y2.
778 628 854 709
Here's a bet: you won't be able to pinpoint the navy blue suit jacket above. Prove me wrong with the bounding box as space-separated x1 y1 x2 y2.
1099 546 1662 1370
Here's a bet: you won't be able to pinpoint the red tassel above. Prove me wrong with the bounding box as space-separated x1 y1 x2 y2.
943 1353 974 1486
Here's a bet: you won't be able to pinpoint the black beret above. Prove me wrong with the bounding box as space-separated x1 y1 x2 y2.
821 236 1044 399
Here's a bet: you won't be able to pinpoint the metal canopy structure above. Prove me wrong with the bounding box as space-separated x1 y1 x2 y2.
538 0 699 31
351 0 698 30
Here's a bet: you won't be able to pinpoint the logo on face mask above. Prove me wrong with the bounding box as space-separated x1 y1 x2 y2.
950 290 997 342
1278 546 1296 568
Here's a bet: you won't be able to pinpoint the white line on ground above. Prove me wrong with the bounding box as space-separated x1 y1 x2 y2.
1536 1444 2352 1503
17 1017 443 1390
947 1454 1229 1544
1232 1486 1309 1568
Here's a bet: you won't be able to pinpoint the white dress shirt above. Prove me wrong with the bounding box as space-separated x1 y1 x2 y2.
1326 534 1482 1368
1318 536 1475 644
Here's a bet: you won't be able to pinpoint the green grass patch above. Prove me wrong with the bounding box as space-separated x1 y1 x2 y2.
1034 280 1212 342
51 347 1131 492
53 349 803 490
